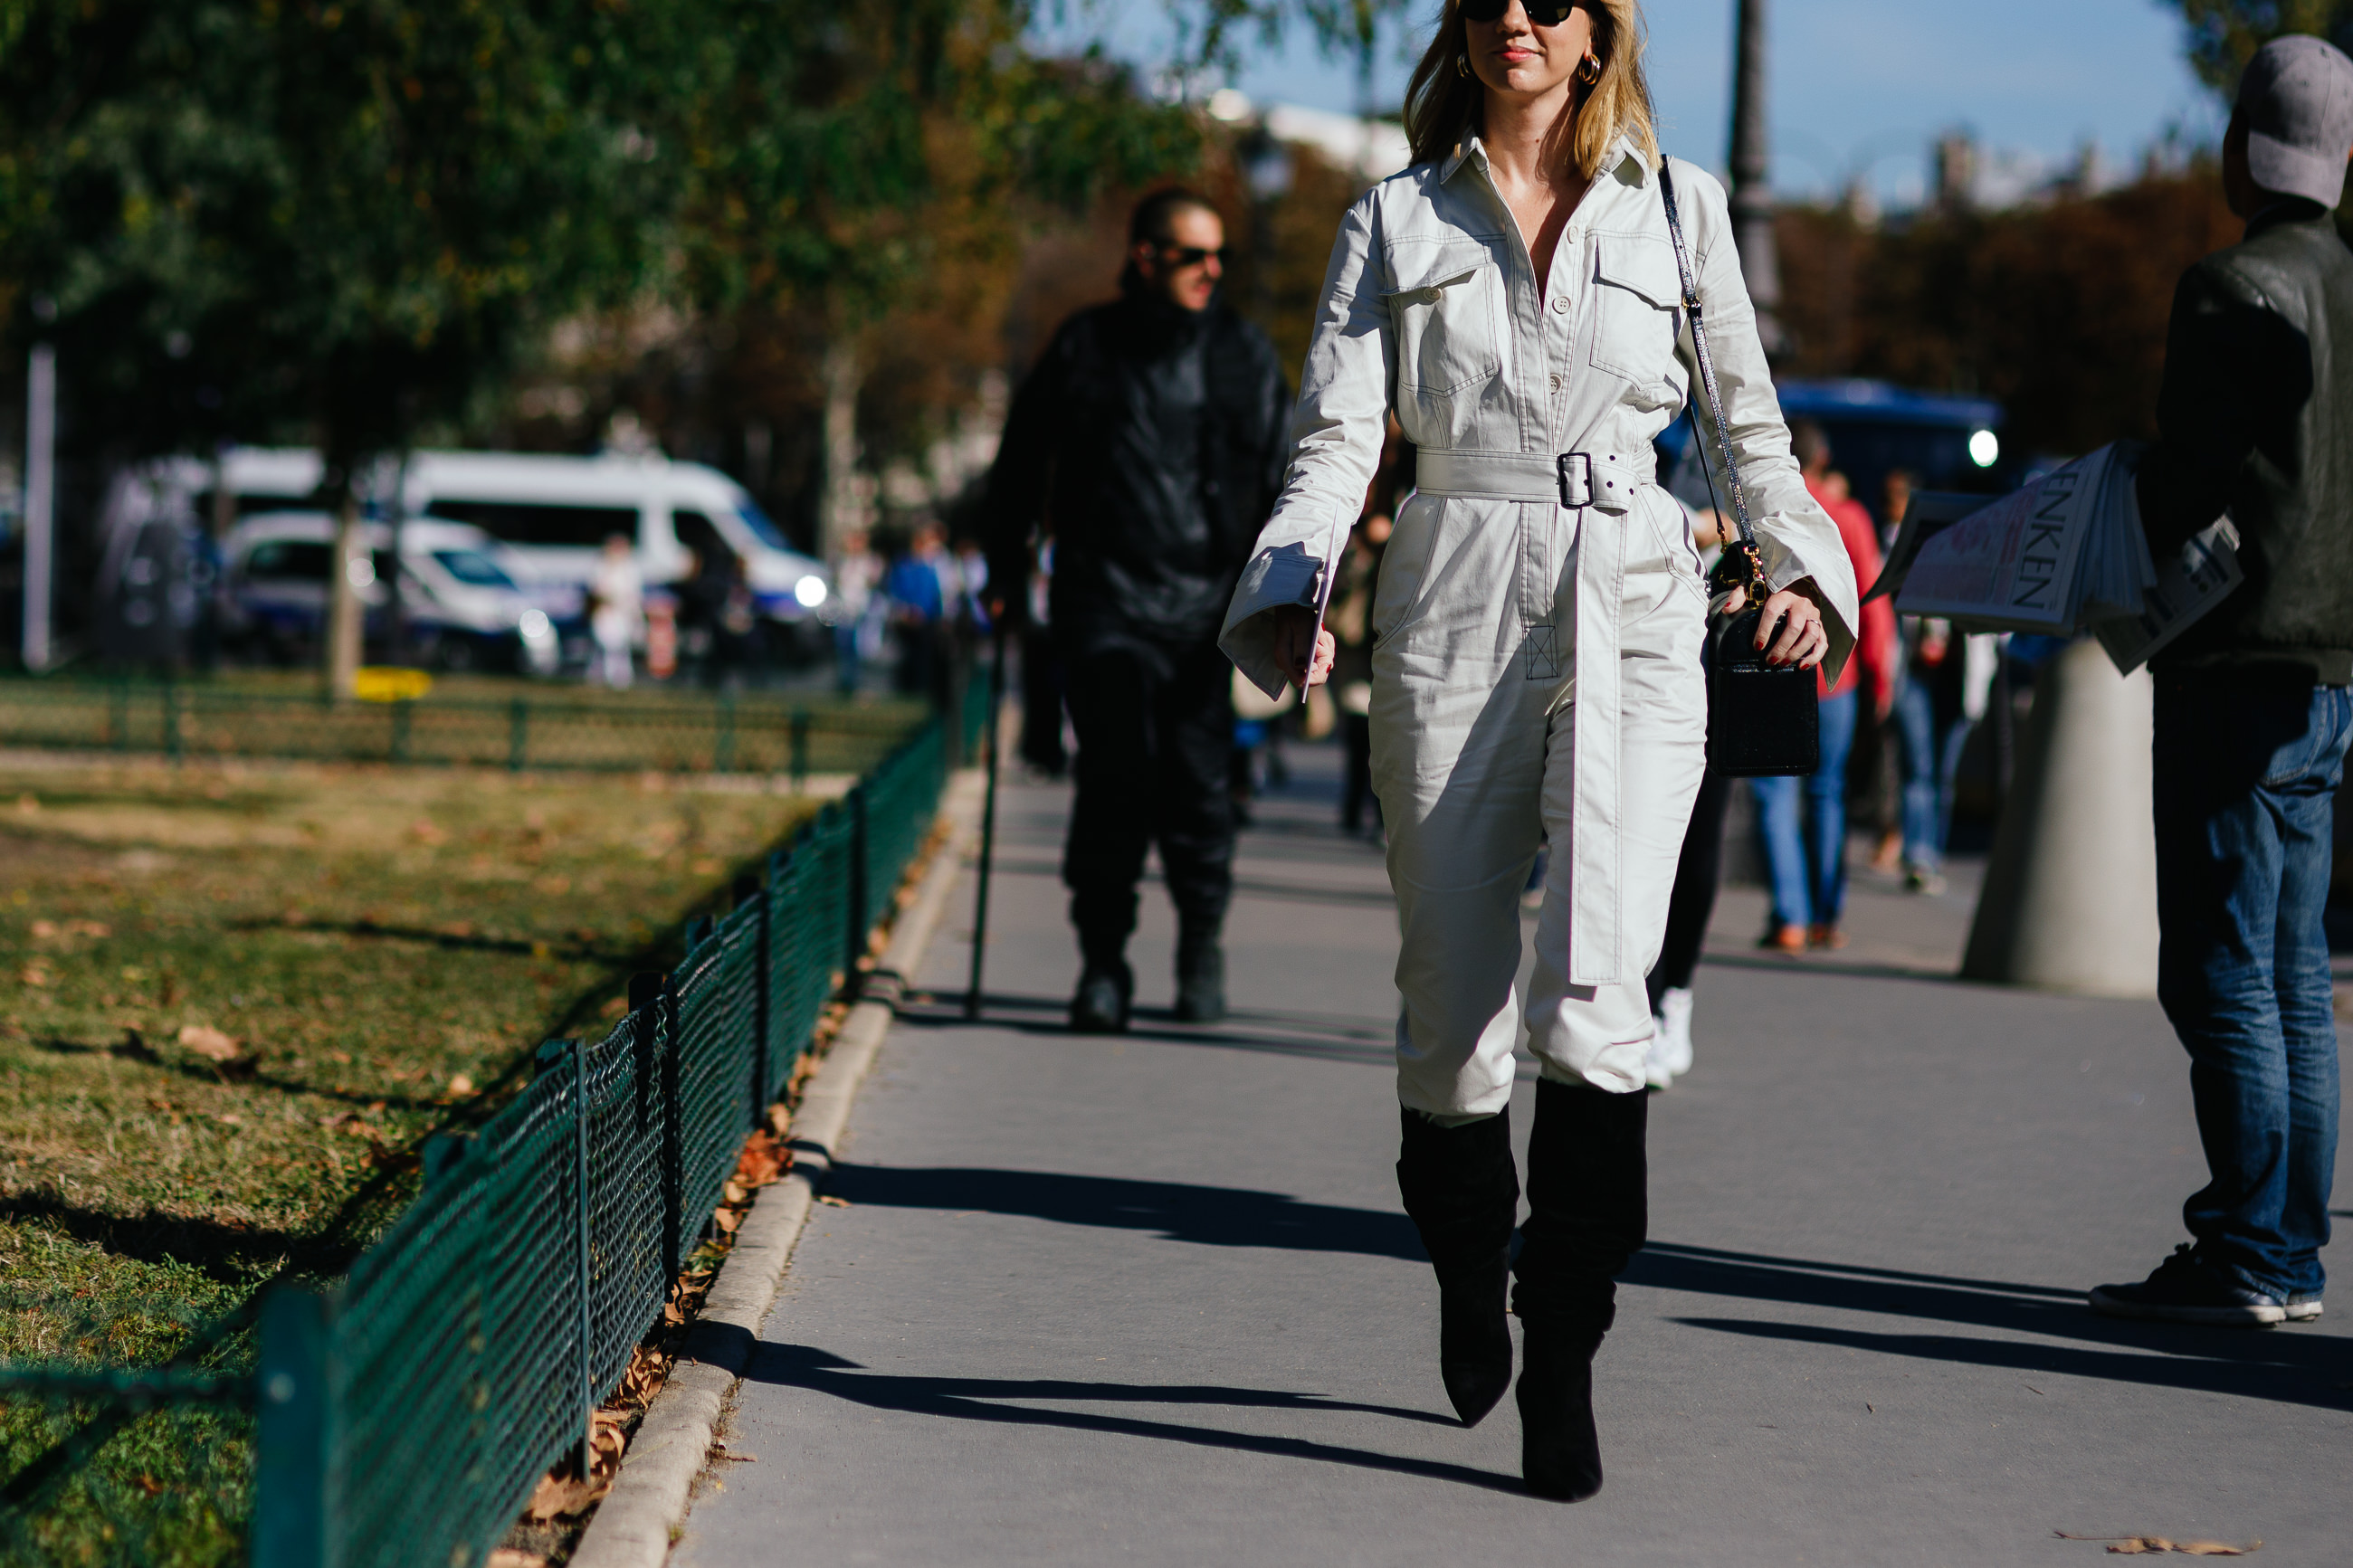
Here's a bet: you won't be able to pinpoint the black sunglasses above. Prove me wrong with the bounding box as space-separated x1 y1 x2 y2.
1155 244 1228 268
1460 0 1583 24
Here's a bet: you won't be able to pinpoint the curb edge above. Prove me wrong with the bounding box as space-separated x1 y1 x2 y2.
569 765 989 1568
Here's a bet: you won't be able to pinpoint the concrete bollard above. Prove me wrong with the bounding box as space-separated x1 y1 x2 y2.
1959 636 2160 997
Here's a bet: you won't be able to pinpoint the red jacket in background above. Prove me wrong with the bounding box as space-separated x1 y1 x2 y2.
1806 476 1896 707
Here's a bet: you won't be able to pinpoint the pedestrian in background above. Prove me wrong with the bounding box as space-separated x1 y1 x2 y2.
981 187 1288 1031
1224 0 1856 1501
888 520 953 707
1751 423 1894 952
588 532 642 689
2091 36 2353 1329
831 527 885 697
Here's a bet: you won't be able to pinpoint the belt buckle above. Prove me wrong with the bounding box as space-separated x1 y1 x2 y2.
1556 451 1593 508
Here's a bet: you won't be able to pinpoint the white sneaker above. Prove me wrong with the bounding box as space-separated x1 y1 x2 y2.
1643 1027 1675 1089
1656 988 1695 1080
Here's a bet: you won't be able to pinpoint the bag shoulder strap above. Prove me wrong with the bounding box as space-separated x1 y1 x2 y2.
1658 160 1762 585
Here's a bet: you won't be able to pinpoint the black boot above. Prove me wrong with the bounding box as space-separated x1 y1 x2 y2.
1174 921 1225 1023
1069 959 1132 1032
1512 1079 1647 1502
1396 1107 1519 1428
1070 893 1135 1034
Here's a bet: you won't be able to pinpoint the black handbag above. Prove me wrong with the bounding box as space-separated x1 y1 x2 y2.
1659 162 1820 779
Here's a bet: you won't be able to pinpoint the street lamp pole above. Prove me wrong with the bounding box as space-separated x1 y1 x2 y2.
23 343 55 673
1728 0 1784 358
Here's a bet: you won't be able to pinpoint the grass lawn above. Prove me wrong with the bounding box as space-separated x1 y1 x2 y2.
0 755 825 1563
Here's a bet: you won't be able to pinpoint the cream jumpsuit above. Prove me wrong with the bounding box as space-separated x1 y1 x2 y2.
1222 138 1861 1118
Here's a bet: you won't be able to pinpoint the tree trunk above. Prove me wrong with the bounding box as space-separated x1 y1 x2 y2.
325 484 365 700
818 336 863 563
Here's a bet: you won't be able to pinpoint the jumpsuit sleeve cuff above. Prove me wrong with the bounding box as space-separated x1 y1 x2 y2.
1754 515 1861 689
1220 542 1324 699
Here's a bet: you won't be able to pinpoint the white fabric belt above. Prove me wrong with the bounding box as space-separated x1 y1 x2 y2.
1415 448 1653 511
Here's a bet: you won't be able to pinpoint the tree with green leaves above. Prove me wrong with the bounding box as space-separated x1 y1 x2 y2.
2174 1 2353 91
1 0 682 693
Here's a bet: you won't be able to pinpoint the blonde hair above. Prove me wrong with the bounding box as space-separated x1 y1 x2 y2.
1403 0 1660 179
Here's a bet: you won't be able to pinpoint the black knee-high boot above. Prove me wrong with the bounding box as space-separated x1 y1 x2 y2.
1512 1079 1648 1501
1396 1107 1519 1428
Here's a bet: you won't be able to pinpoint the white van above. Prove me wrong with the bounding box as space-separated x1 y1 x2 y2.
188 448 832 634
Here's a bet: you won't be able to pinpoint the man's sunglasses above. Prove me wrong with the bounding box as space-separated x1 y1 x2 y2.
1156 244 1228 268
1460 0 1584 24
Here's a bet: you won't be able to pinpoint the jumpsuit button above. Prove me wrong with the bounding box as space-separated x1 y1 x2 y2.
1550 297 1568 314
1548 374 1562 392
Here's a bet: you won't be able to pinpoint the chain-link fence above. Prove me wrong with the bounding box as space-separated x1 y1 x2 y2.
0 694 969 1567
0 678 926 779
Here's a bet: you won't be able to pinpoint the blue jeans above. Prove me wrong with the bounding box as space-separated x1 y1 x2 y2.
1891 672 1969 871
1752 686 1859 928
2152 672 2348 1297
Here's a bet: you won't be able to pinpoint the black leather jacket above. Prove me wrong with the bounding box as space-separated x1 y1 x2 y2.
2139 202 2353 680
982 288 1289 658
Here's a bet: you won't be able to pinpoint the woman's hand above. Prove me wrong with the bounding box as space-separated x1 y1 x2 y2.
1753 582 1831 669
1271 605 1338 690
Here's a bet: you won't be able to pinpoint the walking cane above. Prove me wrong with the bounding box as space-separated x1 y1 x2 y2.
964 623 1008 1020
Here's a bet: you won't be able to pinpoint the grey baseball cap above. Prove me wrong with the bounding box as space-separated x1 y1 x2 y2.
2240 35 2353 208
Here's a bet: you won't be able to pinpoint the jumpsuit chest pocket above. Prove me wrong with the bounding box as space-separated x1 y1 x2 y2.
1588 233 1683 401
1383 241 1505 426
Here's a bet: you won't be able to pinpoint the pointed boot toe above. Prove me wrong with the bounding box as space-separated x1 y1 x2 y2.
1437 1265 1513 1427
1517 1332 1603 1502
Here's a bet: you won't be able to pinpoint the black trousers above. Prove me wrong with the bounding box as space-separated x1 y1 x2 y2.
1645 766 1733 1011
1062 638 1236 965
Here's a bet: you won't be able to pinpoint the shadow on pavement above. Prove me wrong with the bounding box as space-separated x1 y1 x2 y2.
1637 1241 2353 1412
739 1344 1526 1493
895 993 1396 1068
827 1163 1427 1262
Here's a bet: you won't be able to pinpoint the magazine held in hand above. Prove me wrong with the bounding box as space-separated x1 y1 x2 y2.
1866 441 2242 673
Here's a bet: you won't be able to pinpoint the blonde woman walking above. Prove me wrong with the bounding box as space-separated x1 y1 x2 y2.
1221 0 1857 1500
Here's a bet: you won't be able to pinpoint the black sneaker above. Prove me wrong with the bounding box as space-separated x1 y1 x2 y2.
1069 962 1132 1034
2282 1291 2323 1323
2088 1244 2286 1327
1173 938 1225 1024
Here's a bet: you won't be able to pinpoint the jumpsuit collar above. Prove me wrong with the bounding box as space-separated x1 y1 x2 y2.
1438 132 1651 190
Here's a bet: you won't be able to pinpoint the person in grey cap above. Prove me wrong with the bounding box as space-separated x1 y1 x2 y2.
2091 34 2353 1328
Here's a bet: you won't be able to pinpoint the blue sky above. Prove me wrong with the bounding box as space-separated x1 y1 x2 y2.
1030 1 2221 205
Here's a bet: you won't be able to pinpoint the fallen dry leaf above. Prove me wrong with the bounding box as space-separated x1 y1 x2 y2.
485 1552 546 1568
711 1205 743 1235
177 1024 242 1062
734 1129 790 1187
817 1194 850 1208
29 919 58 940
2056 1534 2261 1557
447 1072 476 1097
66 919 110 938
524 1471 597 1524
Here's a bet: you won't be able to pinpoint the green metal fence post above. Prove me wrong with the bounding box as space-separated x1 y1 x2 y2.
253 1286 334 1568
789 708 810 792
844 785 869 998
570 1034 593 1475
509 698 529 773
738 870 770 1124
631 970 681 1282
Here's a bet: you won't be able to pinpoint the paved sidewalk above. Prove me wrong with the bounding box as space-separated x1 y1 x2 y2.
676 745 2349 1567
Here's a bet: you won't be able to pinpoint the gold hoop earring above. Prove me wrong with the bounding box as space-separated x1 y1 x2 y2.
1456 53 1471 79
1577 53 1602 86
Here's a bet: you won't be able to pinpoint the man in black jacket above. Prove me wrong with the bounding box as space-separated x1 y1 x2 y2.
982 189 1290 1031
2092 36 2353 1328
